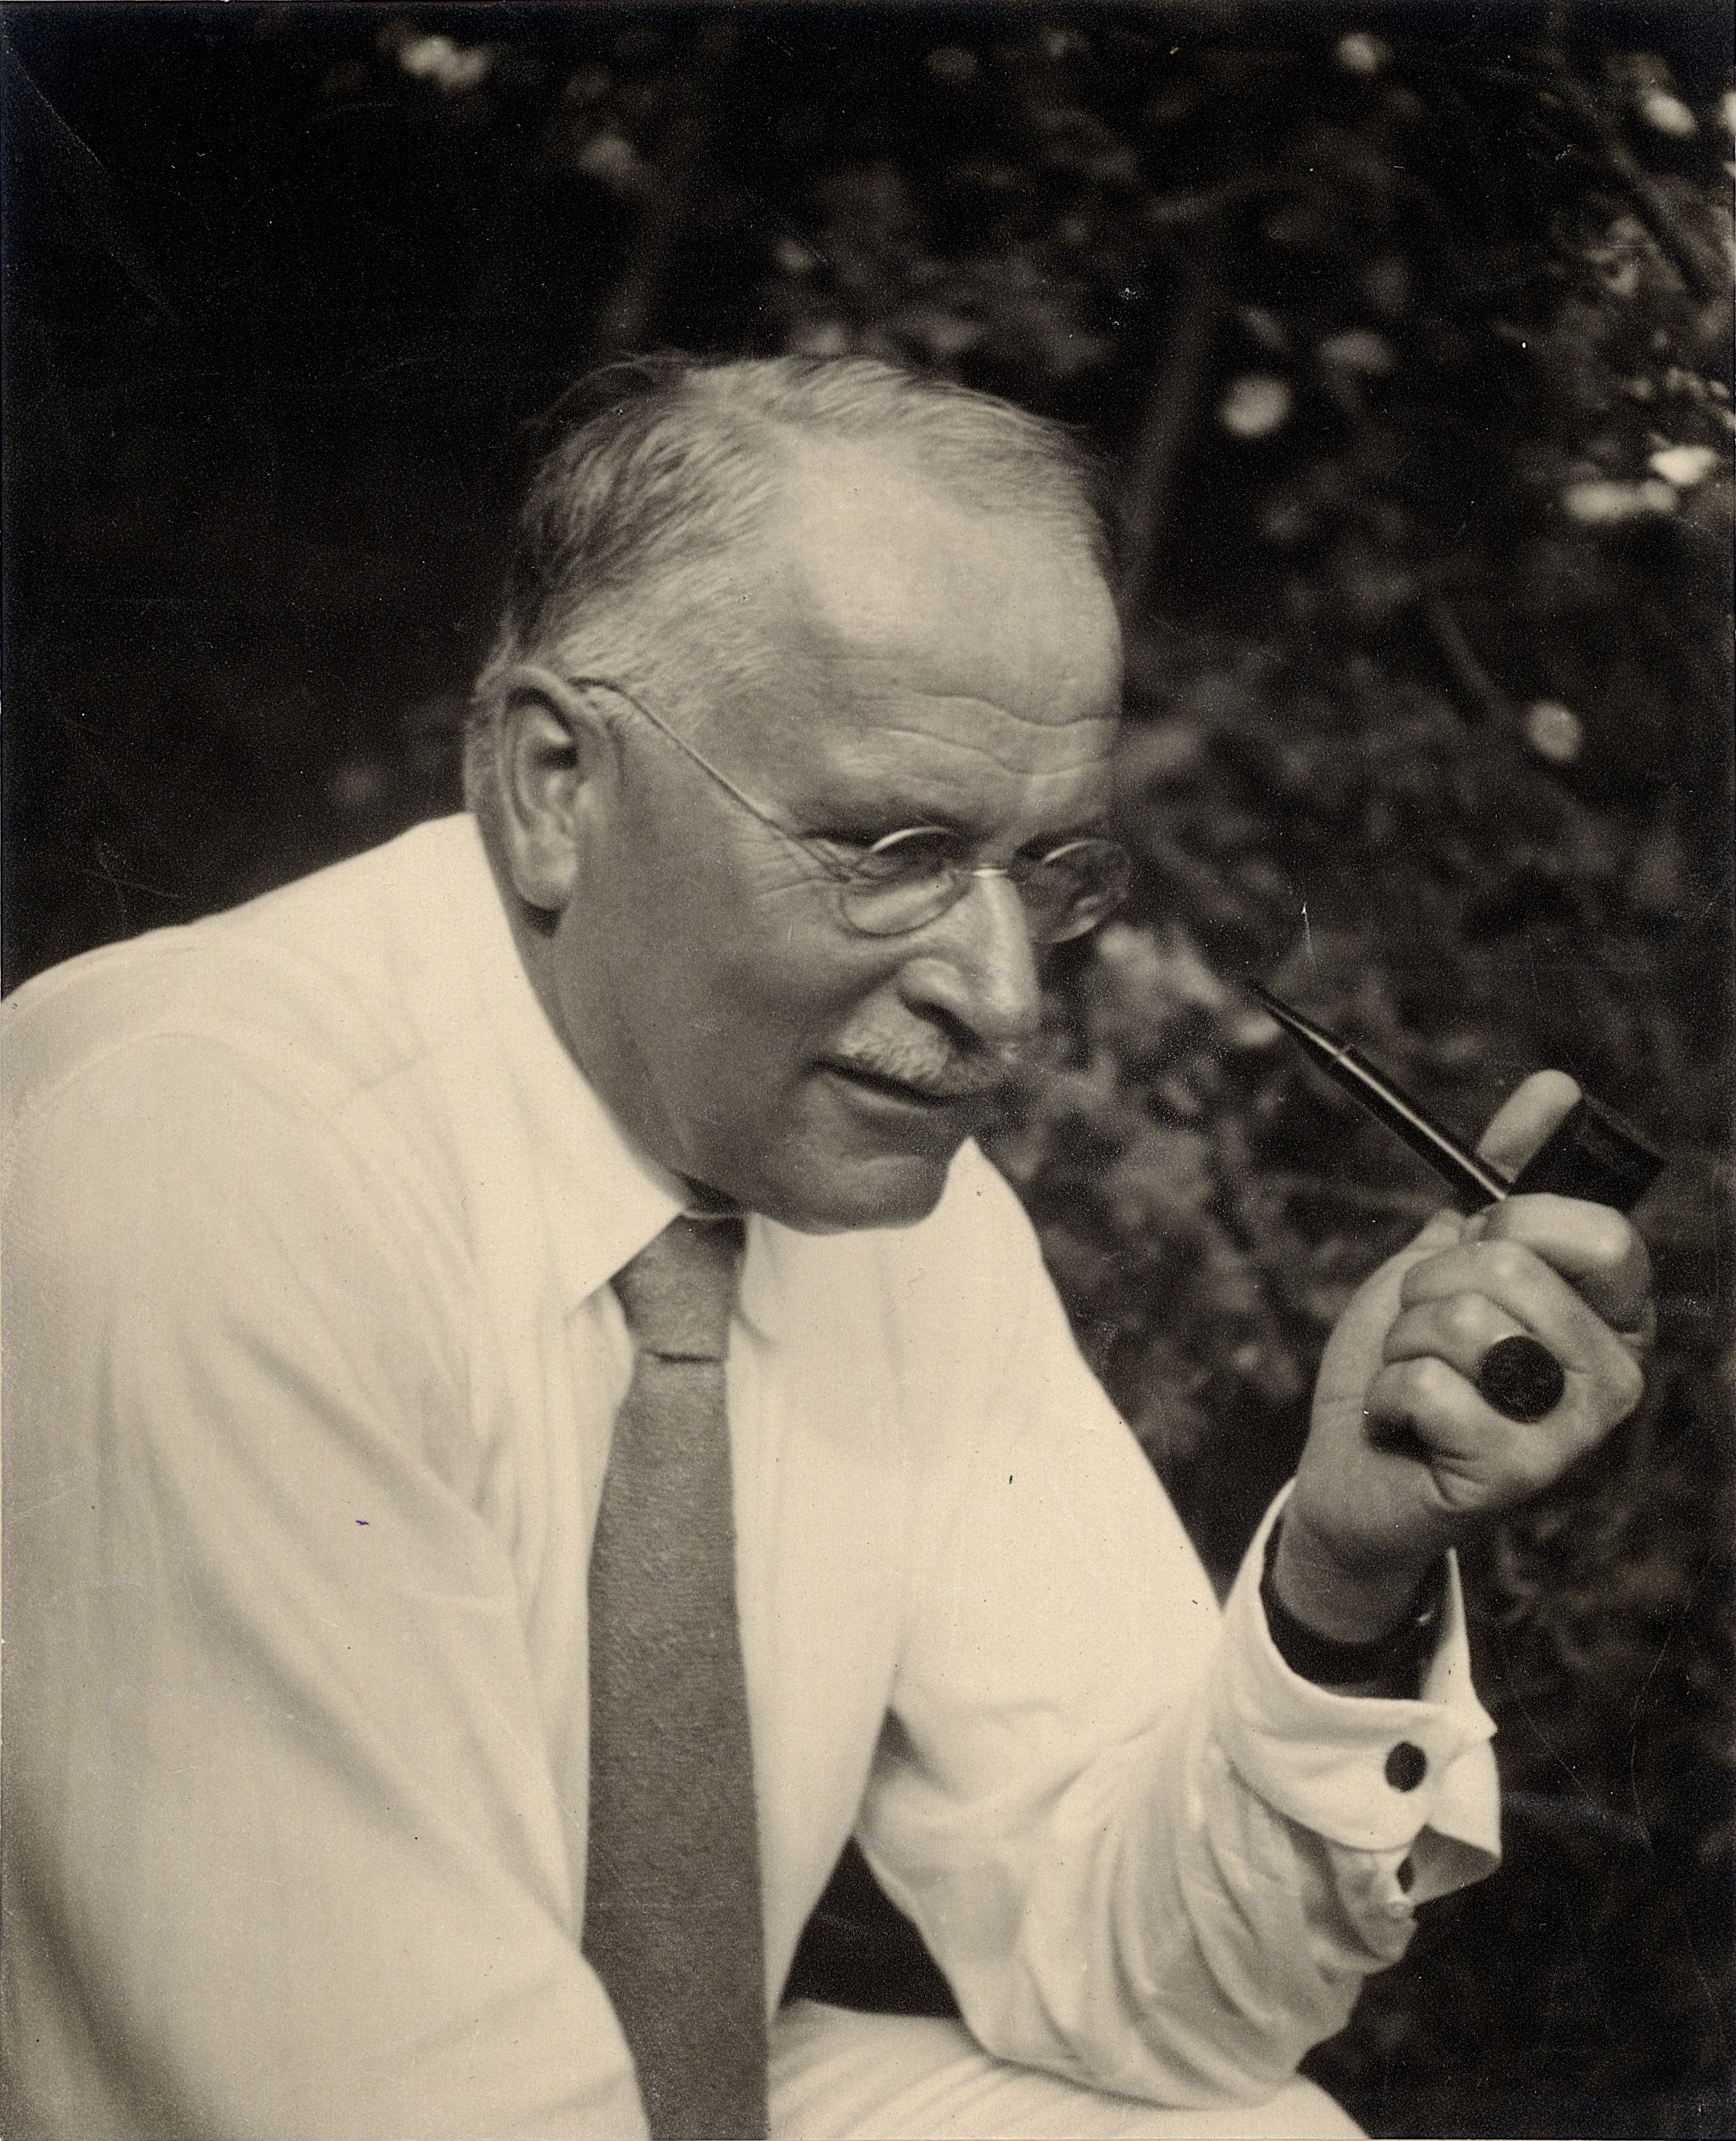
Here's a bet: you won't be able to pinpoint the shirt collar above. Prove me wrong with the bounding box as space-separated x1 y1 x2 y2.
425 814 690 1309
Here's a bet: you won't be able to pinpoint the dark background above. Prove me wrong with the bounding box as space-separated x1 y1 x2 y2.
4 4 1732 2134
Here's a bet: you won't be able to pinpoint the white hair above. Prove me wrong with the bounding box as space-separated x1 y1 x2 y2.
464 352 1110 810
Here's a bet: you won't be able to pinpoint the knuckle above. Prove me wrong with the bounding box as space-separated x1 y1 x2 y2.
1365 1365 1410 1417
1607 1349 1646 1421
1399 1257 1444 1309
1441 1294 1492 1350
1579 1206 1636 1271
1382 1310 1423 1363
1480 1239 1536 1292
1367 1359 1422 1417
1476 1200 1523 1241
1407 1353 1461 1410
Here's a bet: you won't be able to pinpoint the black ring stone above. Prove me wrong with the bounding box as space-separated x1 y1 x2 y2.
1475 1334 1567 1422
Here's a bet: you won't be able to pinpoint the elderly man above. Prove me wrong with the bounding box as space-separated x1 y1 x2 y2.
2 356 1651 2141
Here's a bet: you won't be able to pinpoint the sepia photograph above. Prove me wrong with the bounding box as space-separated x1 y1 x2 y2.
3 3 1730 2136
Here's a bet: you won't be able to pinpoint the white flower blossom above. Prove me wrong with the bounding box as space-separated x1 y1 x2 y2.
578 133 647 193
1639 90 1697 138
398 34 490 95
1335 33 1388 76
1562 478 1677 524
1219 374 1292 439
1523 701 1584 765
1648 444 1720 489
1319 329 1395 377
774 236 819 277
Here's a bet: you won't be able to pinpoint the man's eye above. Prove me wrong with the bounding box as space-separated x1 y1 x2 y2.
847 827 963 884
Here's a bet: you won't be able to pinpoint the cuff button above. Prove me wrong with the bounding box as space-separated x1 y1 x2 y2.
1385 1741 1427 1791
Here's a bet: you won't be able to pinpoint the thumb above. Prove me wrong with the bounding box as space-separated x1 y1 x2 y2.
1475 1068 1582 1178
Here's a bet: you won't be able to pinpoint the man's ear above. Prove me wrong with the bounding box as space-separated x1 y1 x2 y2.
492 667 613 913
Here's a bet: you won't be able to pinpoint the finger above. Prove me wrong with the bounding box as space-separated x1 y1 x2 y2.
1397 1237 1646 1430
1400 1235 1630 1374
1399 1207 1473 1262
1361 1356 1588 1504
1465 1195 1653 1338
1474 1070 1582 1179
1383 1294 1527 1378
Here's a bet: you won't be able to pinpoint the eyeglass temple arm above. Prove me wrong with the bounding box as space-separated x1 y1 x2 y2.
503 664 863 890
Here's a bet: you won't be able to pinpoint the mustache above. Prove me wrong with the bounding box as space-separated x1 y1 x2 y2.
828 1041 1026 1100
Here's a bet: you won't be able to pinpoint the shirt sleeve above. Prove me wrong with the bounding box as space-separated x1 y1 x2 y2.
1 1035 647 2141
856 1146 1500 2109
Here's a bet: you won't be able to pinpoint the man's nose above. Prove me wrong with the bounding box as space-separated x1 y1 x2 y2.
896 872 1042 1054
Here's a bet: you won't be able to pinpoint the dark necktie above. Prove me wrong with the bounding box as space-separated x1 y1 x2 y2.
583 1213 768 2140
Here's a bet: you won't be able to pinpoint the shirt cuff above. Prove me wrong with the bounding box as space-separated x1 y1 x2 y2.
1209 1485 1500 1872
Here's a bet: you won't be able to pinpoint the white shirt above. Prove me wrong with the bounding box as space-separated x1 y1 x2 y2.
1 815 1499 2141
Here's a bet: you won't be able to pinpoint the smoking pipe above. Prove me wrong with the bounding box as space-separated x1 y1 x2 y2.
1254 984 1662 1422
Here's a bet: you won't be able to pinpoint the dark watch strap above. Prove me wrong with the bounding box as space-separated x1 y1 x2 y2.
1259 1519 1447 1691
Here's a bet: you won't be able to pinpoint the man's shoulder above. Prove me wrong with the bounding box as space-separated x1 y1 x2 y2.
2 815 483 1134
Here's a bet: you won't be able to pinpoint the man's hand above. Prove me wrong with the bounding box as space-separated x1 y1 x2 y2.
1274 1071 1655 1645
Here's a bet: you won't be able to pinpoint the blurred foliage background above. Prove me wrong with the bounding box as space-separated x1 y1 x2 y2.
4 4 1731 2133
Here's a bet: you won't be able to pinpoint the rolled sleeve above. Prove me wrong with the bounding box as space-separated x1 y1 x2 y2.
1211 1489 1500 1899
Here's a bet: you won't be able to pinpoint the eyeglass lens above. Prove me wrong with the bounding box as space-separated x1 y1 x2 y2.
838 836 1130 943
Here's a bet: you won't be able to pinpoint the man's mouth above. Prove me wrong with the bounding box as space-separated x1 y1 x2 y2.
820 1058 1007 1112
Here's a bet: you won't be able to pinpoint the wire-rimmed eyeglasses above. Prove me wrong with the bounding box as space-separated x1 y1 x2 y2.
503 664 1131 945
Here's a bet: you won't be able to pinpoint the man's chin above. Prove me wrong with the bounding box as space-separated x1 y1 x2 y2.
675 1065 996 1231
733 1146 959 1235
